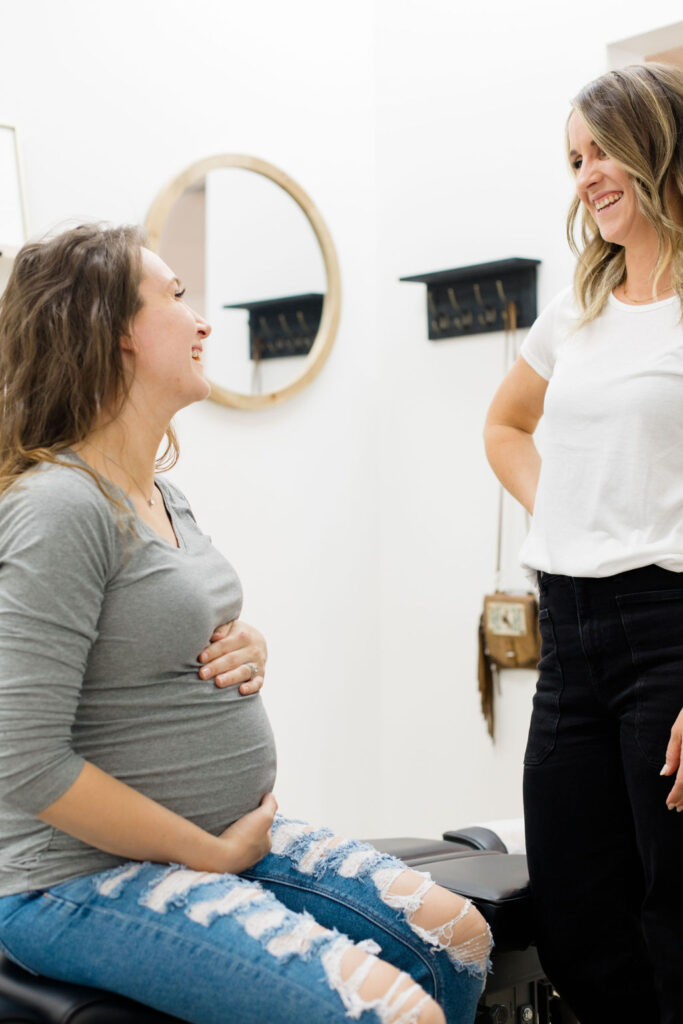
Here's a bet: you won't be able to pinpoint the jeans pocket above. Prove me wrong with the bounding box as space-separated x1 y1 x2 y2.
617 589 683 769
524 608 563 767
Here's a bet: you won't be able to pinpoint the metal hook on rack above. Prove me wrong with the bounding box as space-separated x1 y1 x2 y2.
447 287 461 312
296 310 310 332
473 282 488 326
495 280 508 328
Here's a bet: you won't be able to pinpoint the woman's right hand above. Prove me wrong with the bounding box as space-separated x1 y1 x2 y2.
218 793 278 873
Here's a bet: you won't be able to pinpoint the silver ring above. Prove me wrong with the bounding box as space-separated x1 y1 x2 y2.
245 662 259 680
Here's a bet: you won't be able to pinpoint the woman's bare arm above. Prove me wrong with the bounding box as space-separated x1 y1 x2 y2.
483 355 549 514
38 763 276 875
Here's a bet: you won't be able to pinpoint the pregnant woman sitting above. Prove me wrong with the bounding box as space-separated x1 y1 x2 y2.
0 224 491 1024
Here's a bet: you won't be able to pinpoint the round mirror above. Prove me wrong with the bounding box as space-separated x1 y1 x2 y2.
145 155 341 410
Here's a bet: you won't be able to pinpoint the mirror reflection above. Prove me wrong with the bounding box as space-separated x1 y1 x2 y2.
157 168 327 396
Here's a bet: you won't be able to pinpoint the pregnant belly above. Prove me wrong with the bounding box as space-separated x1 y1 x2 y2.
72 693 278 832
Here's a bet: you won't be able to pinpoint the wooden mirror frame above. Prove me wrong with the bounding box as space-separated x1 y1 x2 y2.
145 154 341 410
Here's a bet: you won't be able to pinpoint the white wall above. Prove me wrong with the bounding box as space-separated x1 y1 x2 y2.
0 0 681 840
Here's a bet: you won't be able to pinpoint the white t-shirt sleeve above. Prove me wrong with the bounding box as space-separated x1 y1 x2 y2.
520 286 574 381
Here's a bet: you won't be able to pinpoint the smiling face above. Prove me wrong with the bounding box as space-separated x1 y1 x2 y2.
124 248 212 415
567 110 654 252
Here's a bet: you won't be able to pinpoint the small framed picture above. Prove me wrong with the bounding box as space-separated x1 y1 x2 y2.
485 600 529 637
0 124 28 258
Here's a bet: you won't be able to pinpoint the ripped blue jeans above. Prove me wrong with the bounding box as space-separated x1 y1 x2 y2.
0 815 490 1024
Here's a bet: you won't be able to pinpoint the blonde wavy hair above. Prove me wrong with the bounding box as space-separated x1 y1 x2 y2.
566 62 683 323
0 223 178 503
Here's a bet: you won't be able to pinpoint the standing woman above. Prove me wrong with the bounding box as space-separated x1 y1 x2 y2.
0 225 491 1024
484 63 683 1024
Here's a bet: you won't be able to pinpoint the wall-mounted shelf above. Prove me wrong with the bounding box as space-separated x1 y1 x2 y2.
223 292 324 361
400 257 540 340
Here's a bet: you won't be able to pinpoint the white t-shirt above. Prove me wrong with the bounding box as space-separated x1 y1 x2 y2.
519 286 683 579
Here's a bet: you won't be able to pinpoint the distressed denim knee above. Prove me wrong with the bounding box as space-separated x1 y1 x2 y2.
268 816 492 978
246 814 490 1021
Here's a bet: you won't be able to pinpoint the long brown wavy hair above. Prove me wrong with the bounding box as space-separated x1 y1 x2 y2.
566 62 683 323
0 223 179 501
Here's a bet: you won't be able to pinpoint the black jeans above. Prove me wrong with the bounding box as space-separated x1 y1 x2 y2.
523 566 683 1024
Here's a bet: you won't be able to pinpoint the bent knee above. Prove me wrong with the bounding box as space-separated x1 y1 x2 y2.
425 888 492 969
374 869 492 971
323 939 444 1023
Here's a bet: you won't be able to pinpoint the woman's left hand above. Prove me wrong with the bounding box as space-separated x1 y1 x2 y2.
661 708 683 809
198 620 267 695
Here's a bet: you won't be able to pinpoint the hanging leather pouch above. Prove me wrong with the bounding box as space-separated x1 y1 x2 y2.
482 591 541 668
478 592 541 738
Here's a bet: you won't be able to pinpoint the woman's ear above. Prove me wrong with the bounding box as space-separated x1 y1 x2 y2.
120 332 136 354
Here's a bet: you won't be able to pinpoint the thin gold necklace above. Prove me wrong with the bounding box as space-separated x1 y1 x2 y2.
622 284 675 304
82 443 156 507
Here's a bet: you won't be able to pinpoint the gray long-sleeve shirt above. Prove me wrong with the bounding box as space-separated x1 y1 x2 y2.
0 455 277 895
